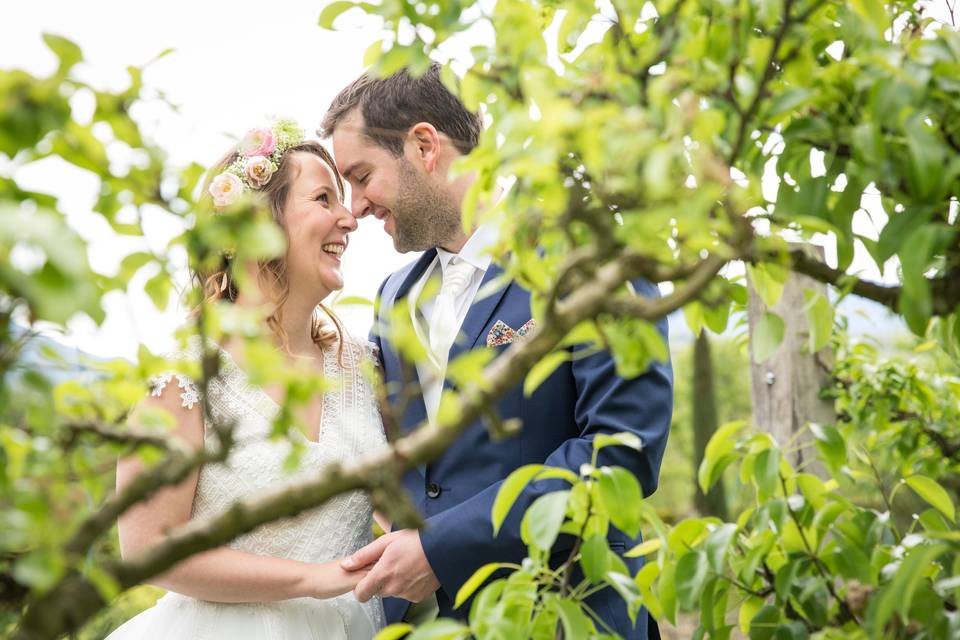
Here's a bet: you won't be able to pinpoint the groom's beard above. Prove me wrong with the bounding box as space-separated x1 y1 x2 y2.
392 159 462 253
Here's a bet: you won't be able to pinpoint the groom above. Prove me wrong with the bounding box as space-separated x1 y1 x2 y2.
321 64 672 639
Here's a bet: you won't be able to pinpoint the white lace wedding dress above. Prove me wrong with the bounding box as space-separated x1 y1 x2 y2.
106 334 387 639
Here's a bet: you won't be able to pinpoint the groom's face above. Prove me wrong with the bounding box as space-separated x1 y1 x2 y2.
332 111 461 253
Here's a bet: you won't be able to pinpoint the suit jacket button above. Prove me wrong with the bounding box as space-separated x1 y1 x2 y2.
426 482 442 499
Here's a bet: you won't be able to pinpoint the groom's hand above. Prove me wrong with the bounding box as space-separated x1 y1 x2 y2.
342 530 440 603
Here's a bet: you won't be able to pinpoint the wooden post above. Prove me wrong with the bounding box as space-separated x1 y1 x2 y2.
747 246 834 477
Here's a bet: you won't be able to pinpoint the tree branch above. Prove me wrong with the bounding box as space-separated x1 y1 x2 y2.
783 247 960 316
603 253 728 318
60 418 180 451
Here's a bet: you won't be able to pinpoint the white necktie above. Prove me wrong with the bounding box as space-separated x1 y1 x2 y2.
428 258 476 369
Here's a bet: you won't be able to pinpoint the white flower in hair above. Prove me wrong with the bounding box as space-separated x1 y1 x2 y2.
209 172 244 207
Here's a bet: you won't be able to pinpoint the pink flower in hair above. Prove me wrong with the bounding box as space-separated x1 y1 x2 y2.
239 127 276 158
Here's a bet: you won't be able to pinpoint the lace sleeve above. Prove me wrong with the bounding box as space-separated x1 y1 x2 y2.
149 373 201 410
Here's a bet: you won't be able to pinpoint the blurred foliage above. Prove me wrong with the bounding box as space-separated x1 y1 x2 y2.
381 332 960 639
328 0 960 637
0 29 325 640
3 0 960 636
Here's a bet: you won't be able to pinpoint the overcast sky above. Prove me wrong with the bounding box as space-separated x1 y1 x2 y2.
5 0 931 358
4 0 420 358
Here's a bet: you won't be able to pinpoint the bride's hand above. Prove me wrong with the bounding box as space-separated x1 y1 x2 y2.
306 561 370 600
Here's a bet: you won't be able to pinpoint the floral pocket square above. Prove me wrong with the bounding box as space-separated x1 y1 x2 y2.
486 319 537 347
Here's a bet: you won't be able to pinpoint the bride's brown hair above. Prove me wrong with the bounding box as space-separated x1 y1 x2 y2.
195 140 347 356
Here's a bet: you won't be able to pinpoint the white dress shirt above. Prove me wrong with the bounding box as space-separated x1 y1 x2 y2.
408 223 498 425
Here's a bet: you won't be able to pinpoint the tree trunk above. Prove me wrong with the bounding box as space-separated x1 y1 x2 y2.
692 330 728 520
747 246 834 477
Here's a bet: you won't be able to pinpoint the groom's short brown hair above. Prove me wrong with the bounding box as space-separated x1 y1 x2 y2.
319 63 482 157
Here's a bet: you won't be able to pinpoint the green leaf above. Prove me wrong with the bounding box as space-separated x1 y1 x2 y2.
557 5 589 54
12 549 65 591
333 295 373 307
675 551 709 611
684 302 705 337
906 476 956 522
363 39 384 67
319 1 356 29
523 491 570 550
374 624 413 640
656 557 678 623
868 544 947 637
752 312 785 363
703 299 732 334
144 270 172 311
851 0 888 36
552 597 595 639
43 33 83 74
579 535 610 583
774 621 809 640
454 562 503 608
904 115 947 202
605 571 642 622
739 596 765 635
445 348 496 388
407 618 469 640
698 420 747 493
876 205 935 263
704 523 737 573
830 541 872 583
767 88 813 118
753 448 780 500
524 350 570 396
747 263 789 307
749 604 781 640
535 467 580 484
598 467 643 537
492 464 543 535
803 290 833 353
809 423 846 473
625 537 663 558
593 432 643 452
119 251 154 280
898 224 941 335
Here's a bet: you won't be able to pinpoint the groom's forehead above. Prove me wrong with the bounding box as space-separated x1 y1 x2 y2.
333 113 375 160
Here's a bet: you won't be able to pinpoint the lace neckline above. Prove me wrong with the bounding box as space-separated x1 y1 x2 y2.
214 344 329 446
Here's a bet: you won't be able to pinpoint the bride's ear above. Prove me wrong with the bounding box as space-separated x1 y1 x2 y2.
407 122 441 172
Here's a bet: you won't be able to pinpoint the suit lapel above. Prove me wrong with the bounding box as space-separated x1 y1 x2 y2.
396 249 438 302
448 263 512 363
381 250 437 445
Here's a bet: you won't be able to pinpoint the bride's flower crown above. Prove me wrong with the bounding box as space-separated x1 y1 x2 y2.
208 120 306 207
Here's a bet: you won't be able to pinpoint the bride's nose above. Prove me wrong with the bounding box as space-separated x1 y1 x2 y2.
335 202 358 232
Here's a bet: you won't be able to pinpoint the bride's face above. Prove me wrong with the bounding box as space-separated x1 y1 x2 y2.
281 152 356 302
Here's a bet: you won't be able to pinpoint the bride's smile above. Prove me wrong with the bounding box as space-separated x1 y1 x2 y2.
279 152 356 301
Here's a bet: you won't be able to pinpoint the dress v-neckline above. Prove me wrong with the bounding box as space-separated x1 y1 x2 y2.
215 344 327 446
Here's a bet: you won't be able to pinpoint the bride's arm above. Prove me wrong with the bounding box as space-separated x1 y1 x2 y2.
116 383 365 603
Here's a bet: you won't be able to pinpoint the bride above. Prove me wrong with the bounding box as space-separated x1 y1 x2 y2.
107 121 386 638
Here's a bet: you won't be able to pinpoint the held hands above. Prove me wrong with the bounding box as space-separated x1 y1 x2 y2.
308 561 370 600
340 529 440 603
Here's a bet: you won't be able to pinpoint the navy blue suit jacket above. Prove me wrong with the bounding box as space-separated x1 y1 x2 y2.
371 249 673 639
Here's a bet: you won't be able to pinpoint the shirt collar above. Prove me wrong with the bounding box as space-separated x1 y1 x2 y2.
435 222 497 274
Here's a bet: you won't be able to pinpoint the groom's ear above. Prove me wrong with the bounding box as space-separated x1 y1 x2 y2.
407 122 442 173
